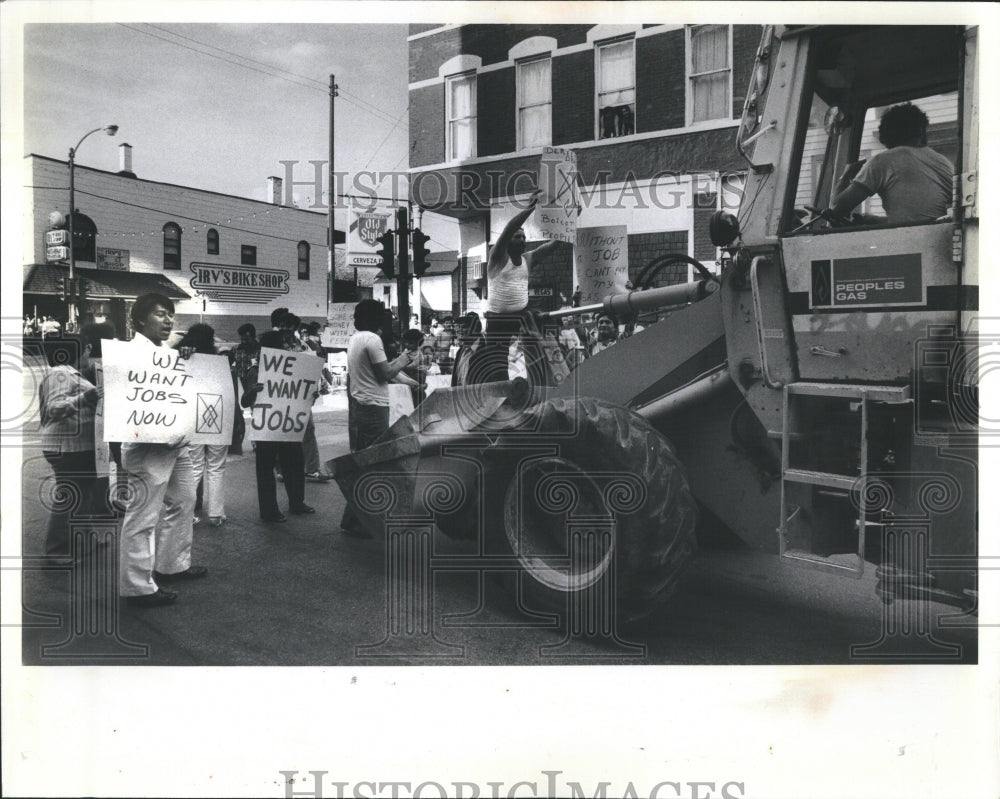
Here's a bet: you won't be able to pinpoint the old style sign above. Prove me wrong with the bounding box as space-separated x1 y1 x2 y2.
349 211 391 268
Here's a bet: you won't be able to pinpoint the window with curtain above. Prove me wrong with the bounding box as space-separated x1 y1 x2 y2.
689 25 731 124
518 57 552 149
446 72 477 160
207 228 219 255
597 39 635 139
297 240 310 279
163 222 181 270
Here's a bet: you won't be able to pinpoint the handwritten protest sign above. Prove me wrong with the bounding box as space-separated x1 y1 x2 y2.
248 347 323 442
102 340 235 445
574 225 629 305
537 146 579 243
322 303 356 349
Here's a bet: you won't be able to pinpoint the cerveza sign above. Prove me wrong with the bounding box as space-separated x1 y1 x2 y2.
810 253 924 309
189 262 289 304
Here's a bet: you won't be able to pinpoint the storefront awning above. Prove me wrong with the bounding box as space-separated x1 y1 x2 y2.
23 264 190 300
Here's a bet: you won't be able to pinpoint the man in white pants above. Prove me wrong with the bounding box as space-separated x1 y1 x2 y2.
118 293 208 607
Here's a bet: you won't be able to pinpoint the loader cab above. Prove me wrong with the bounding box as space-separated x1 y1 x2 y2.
772 25 976 385
784 26 961 235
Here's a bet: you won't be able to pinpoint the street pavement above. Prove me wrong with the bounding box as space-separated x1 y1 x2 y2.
18 386 978 666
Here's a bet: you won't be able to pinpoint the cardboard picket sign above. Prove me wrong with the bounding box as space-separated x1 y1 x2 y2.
537 146 579 243
102 339 236 445
248 347 324 442
574 225 630 305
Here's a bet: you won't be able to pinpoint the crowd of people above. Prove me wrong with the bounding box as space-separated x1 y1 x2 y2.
30 183 651 608
34 293 341 608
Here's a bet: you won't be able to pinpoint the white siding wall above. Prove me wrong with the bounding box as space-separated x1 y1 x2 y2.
28 157 328 320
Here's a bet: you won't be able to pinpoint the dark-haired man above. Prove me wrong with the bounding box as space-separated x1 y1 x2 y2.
118 293 207 607
339 299 416 537
831 102 954 225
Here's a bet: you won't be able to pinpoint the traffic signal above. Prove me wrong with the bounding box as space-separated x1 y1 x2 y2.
57 277 67 301
411 229 431 278
77 278 89 305
376 229 396 278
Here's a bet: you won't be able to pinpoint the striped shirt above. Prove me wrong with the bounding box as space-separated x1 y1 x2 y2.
39 365 97 453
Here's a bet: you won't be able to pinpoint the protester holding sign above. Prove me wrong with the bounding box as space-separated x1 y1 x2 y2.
38 333 101 558
242 331 318 523
339 300 416 538
117 293 208 608
176 324 231 528
469 189 558 385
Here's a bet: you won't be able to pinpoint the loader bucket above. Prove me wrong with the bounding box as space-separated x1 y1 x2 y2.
328 380 523 539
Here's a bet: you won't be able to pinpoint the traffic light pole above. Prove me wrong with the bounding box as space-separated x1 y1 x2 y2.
395 207 410 336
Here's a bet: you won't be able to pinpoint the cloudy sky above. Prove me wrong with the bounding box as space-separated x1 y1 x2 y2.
22 21 409 207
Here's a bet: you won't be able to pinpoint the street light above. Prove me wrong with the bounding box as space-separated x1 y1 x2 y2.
67 124 118 331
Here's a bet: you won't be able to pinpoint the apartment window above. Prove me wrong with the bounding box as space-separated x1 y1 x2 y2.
241 244 257 266
597 38 635 139
297 241 310 279
688 25 731 124
517 57 552 149
163 222 181 270
207 228 219 255
446 72 477 160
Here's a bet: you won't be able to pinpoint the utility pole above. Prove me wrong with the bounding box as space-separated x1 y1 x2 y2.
327 74 338 311
396 207 410 336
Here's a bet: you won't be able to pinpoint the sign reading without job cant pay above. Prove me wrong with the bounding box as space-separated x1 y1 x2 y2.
102 340 235 445
248 347 324 442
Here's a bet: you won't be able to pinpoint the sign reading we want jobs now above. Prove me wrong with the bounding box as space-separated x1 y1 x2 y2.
248 347 323 442
102 340 235 445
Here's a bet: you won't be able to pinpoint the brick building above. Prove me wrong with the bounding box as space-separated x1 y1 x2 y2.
407 22 763 314
23 147 343 341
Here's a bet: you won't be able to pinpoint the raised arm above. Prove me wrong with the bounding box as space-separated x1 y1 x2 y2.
487 190 541 277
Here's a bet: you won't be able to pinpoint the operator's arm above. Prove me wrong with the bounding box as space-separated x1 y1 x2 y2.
830 159 873 217
830 182 872 218
487 190 542 278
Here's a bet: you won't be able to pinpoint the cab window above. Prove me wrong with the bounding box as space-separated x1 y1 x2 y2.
784 26 962 234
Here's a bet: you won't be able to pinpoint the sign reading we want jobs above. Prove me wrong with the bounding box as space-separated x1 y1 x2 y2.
102 340 235 445
248 347 323 442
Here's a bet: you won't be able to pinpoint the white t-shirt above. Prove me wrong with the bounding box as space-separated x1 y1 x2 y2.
853 146 953 224
347 330 389 406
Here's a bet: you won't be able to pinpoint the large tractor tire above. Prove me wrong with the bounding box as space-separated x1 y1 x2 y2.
488 396 697 624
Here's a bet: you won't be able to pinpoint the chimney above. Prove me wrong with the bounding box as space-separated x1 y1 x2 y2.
117 143 136 178
267 176 283 206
